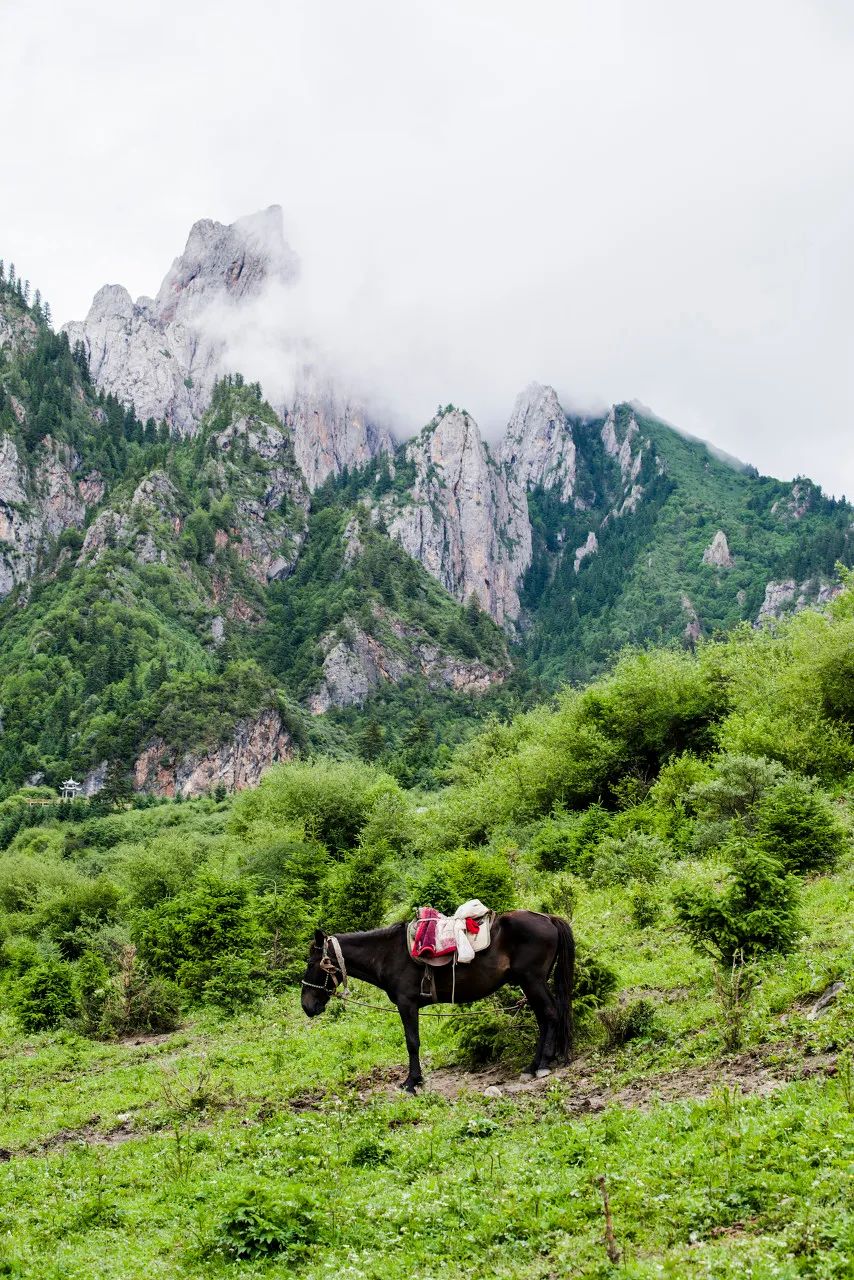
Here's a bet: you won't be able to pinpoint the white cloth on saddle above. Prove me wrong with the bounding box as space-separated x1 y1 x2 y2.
437 899 491 963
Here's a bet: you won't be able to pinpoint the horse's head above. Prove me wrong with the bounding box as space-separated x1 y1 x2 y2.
300 928 338 1017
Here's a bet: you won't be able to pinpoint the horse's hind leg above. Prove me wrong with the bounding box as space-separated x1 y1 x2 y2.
519 978 559 1079
397 1000 424 1093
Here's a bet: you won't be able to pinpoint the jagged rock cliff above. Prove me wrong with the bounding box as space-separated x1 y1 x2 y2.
308 610 508 714
379 408 532 627
287 368 393 490
64 207 297 433
111 707 293 798
0 434 100 595
500 383 577 502
64 208 393 488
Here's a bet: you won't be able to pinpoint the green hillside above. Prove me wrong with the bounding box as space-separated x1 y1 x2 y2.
0 582 850 1277
524 405 852 684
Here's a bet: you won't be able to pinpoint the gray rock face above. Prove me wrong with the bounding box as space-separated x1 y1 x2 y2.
129 707 293 798
380 408 532 627
757 577 842 622
64 207 394 487
702 530 734 568
307 612 508 713
286 367 394 490
64 207 298 434
573 531 598 574
500 383 577 501
601 408 647 514
207 412 309 583
0 434 93 596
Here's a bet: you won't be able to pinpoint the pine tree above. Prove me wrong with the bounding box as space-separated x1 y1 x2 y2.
101 758 133 808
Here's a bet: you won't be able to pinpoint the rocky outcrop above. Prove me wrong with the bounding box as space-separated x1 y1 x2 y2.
128 707 293 797
78 470 182 566
64 208 394 486
757 578 843 623
573 531 598 574
286 368 394 490
0 434 93 596
500 383 577 502
702 530 734 568
64 207 298 434
681 594 702 644
307 613 508 713
207 411 309 582
379 409 531 627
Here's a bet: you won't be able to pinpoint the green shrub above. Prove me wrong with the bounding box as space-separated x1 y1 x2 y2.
12 960 75 1031
74 950 111 1034
134 874 260 999
590 831 670 887
755 778 848 874
598 997 660 1049
213 1184 324 1261
448 989 535 1067
528 817 578 871
674 840 800 964
97 945 181 1038
536 871 578 920
322 840 391 932
241 837 330 899
202 957 263 1015
349 1139 391 1167
34 877 122 958
573 948 619 1021
229 759 400 857
629 883 663 929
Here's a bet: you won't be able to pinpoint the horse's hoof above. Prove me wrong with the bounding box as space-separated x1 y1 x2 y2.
400 1080 422 1094
535 1068 552 1079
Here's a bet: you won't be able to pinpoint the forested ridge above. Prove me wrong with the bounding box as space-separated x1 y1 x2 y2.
1 261 852 802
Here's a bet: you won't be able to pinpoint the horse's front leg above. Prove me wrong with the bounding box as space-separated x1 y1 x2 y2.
397 1000 423 1092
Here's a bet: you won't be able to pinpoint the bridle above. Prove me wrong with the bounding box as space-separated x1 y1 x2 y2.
301 935 348 997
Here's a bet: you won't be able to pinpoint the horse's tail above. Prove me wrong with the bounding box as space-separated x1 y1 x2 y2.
549 915 575 1062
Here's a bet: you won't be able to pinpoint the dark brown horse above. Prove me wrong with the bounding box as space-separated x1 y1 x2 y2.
301 911 574 1092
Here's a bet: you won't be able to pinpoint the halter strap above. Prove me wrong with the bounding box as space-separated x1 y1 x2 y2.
301 934 349 997
328 935 348 994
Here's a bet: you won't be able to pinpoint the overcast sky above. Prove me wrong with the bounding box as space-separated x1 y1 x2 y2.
4 0 854 495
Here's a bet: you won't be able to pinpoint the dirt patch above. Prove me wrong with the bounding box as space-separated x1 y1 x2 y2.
30 1114 141 1155
397 1043 839 1111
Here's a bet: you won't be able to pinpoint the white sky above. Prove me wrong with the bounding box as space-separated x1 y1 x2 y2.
3 0 854 495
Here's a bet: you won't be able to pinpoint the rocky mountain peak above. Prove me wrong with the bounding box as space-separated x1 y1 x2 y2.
379 406 531 627
63 208 394 485
500 382 577 502
154 205 298 322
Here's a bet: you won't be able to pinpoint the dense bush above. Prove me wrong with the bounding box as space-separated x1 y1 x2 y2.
675 840 800 964
229 760 400 857
213 1184 324 1262
134 874 260 998
407 849 515 916
598 997 660 1049
12 960 75 1031
322 841 392 932
755 778 848 873
590 831 671 887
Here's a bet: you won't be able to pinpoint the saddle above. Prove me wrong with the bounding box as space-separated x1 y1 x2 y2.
406 900 494 967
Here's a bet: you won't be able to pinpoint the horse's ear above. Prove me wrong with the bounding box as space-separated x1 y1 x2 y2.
313 927 326 946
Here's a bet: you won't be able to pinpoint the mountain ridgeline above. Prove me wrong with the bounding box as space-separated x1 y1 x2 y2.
0 216 851 798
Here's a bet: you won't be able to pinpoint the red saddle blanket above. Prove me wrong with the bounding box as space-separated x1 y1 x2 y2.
410 905 484 960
